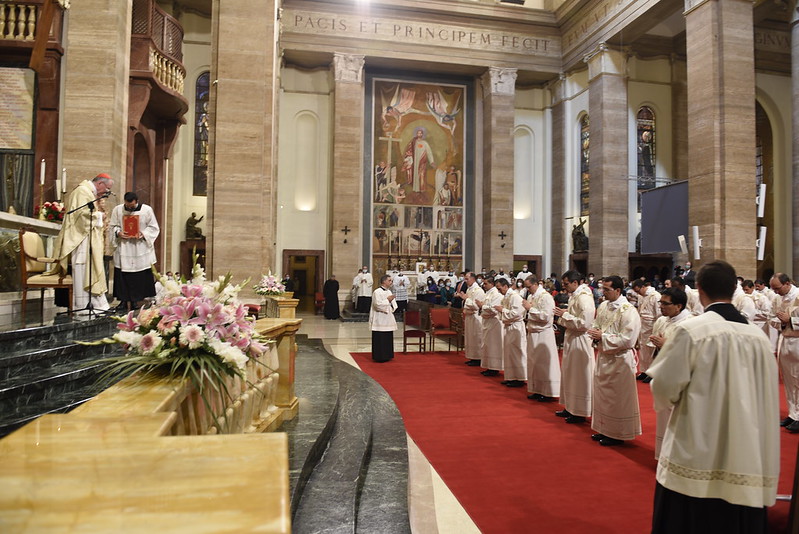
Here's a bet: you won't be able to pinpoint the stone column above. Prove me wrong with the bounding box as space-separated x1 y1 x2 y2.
685 0 756 277
549 75 567 275
61 0 132 186
585 44 629 277
671 56 688 181
792 6 799 278
208 0 279 288
480 67 516 271
330 53 365 286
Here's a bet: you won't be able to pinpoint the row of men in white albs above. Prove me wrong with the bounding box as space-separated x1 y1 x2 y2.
457 265 799 529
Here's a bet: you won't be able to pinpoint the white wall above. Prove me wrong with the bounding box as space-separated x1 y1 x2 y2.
756 72 793 273
514 88 551 265
168 12 211 273
275 67 332 278
627 57 674 253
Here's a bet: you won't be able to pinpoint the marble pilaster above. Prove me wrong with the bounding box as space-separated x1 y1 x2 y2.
671 57 688 181
330 54 365 282
61 0 132 188
685 0 756 277
208 0 279 288
480 67 516 271
549 75 567 275
792 6 799 278
586 44 629 277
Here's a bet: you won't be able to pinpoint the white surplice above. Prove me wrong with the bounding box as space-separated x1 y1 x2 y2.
732 285 757 324
525 286 560 397
369 287 397 332
591 296 642 440
353 272 373 298
770 284 799 420
685 286 704 316
648 309 779 508
637 286 661 373
650 309 693 459
479 286 504 371
500 289 527 381
109 203 159 272
462 282 485 360
559 284 596 417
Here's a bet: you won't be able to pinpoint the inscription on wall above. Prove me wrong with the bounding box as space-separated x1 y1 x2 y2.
561 0 636 53
283 9 559 57
754 29 790 54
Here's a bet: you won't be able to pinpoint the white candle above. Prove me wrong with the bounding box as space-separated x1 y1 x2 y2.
40 159 45 185
61 168 66 194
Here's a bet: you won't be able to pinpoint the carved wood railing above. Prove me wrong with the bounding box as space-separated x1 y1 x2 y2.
0 1 37 41
131 0 185 94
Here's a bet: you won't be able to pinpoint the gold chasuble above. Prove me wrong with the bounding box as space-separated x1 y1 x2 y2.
49 180 107 295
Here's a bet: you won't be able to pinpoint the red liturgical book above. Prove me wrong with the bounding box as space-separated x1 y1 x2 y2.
123 215 139 236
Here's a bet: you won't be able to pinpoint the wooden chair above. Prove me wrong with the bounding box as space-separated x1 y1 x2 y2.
19 228 73 317
314 292 325 315
403 309 426 352
429 307 460 352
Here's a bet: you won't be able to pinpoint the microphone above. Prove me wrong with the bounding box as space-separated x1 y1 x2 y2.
101 191 115 199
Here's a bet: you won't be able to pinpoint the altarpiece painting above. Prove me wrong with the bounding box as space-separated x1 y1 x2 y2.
369 78 466 277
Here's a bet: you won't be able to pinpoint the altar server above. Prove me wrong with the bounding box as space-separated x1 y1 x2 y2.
353 266 373 313
770 272 799 432
632 279 660 382
458 272 485 366
522 275 560 402
477 276 503 377
369 274 397 363
554 270 595 424
495 277 527 387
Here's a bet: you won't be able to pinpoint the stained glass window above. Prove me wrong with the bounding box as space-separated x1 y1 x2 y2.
580 115 590 217
193 71 210 197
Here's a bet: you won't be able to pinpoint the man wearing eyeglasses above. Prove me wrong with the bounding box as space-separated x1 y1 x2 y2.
648 288 691 458
770 272 799 432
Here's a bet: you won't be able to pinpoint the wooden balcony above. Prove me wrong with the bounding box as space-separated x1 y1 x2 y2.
0 0 63 52
130 0 188 119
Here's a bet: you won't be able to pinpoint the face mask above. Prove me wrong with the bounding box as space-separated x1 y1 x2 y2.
458 276 464 282
445 282 451 287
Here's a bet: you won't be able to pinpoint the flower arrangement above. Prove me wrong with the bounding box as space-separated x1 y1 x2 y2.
84 257 271 428
254 272 285 296
34 201 65 222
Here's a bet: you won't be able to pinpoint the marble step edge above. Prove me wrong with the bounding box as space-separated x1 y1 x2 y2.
0 316 117 345
0 386 100 438
0 340 113 370
0 360 105 401
290 388 342 520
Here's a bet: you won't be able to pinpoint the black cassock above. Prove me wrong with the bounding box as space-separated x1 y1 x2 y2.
323 278 340 319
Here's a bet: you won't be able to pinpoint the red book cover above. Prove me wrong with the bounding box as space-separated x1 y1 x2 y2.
123 214 139 236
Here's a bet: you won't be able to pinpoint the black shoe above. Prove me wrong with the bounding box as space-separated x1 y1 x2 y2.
787 420 799 433
599 437 624 446
481 370 499 377
537 396 557 403
781 417 795 427
466 359 481 366
506 380 525 388
636 373 647 381
555 409 572 418
591 433 606 442
565 415 586 424
642 376 653 384
528 393 543 400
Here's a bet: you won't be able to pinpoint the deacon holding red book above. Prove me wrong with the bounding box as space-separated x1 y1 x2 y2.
110 192 160 311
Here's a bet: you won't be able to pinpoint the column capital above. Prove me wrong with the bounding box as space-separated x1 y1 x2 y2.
480 67 517 97
547 72 568 105
584 42 627 82
332 53 365 83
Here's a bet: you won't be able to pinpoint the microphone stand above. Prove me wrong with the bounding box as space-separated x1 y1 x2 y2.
64 193 109 318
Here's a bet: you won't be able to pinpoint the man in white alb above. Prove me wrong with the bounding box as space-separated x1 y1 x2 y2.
457 272 485 366
391 270 409 314
672 277 703 316
648 260 778 533
648 287 692 459
632 279 660 383
587 275 641 447
495 277 527 388
476 276 503 377
553 270 596 424
770 272 799 433
522 275 560 402
353 266 373 313
370 274 398 363
110 192 160 311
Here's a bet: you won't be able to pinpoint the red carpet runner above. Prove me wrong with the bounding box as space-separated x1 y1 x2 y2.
351 350 797 533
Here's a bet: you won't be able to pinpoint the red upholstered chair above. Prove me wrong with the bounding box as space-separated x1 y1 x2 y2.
429 307 460 352
314 292 325 315
403 309 426 352
244 303 261 319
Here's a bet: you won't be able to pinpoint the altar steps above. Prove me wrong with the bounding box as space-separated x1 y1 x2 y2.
285 337 411 534
0 316 121 438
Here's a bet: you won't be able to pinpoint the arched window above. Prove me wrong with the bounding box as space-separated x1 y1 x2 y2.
636 106 656 188
580 115 590 217
193 71 210 197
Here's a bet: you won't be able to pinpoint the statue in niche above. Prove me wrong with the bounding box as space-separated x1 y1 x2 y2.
185 212 205 240
572 218 589 252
